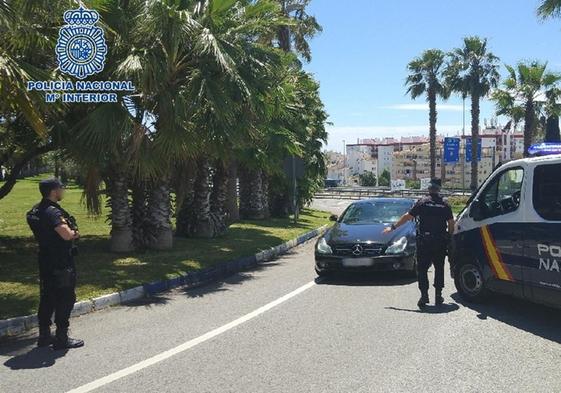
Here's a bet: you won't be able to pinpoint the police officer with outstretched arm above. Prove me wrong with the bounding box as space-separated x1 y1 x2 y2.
27 178 84 349
383 179 454 309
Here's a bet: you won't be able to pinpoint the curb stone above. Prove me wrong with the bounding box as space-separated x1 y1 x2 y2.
0 224 328 338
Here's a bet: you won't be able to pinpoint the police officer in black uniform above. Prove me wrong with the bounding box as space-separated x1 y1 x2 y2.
27 178 84 349
384 179 454 308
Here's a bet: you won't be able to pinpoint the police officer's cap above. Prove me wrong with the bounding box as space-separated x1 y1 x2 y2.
39 178 65 197
428 178 442 192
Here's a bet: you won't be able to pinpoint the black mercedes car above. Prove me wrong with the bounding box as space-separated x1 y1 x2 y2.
315 198 417 277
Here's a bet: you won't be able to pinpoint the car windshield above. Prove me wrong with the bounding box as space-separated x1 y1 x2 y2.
340 201 412 225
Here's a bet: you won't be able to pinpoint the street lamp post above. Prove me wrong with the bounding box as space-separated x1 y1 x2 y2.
342 139 346 186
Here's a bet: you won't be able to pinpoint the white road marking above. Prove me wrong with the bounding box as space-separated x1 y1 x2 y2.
66 280 317 393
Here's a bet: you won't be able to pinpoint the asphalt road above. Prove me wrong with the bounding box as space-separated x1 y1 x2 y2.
2 199 561 393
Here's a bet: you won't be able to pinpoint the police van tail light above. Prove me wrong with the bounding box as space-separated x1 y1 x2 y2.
385 237 408 255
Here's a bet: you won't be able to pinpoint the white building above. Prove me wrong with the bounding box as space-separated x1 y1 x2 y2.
346 144 377 177
325 151 346 182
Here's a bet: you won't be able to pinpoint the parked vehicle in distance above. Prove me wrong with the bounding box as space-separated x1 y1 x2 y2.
315 198 417 277
451 154 561 309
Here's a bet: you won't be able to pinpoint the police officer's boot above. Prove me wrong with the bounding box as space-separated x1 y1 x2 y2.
417 291 429 309
37 326 55 347
53 329 84 350
435 288 444 306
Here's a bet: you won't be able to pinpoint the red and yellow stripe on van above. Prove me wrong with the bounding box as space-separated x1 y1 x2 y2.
480 225 514 282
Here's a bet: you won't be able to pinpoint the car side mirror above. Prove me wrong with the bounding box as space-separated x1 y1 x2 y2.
329 214 338 222
469 199 484 221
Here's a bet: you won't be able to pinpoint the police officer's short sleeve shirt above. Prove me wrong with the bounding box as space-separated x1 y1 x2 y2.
35 200 74 271
44 205 65 229
409 195 453 235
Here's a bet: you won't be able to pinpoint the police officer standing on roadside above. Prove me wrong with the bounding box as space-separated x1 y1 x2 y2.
384 179 454 309
27 178 84 349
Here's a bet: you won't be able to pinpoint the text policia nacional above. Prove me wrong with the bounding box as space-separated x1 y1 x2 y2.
27 80 136 103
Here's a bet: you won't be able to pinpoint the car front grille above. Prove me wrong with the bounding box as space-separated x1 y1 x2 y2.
333 243 385 257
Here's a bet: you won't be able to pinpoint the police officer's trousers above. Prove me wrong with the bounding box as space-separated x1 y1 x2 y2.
38 276 76 332
416 240 446 293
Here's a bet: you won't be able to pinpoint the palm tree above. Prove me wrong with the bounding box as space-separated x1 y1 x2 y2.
0 0 56 139
538 0 561 18
276 0 322 61
171 0 288 234
492 61 561 156
259 0 322 218
405 49 449 179
446 37 500 191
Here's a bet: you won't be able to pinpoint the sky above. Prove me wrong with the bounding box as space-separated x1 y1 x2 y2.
303 0 561 153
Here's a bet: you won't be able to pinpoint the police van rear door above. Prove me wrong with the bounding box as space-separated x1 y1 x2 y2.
524 161 561 306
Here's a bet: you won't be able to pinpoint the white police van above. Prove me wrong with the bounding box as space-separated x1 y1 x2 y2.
451 153 561 308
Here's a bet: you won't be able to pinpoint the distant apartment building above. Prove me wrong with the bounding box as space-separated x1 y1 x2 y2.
325 151 345 182
345 136 443 183
338 127 525 187
393 144 497 188
346 144 377 178
391 127 524 187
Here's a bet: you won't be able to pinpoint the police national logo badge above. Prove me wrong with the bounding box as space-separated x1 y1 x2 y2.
55 6 107 79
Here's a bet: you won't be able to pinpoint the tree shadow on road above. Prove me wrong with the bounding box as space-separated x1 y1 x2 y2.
316 272 417 287
121 259 285 309
181 260 283 299
1 334 68 370
451 292 561 344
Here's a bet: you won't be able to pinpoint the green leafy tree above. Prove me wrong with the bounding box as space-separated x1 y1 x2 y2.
406 49 449 179
378 169 391 187
359 172 377 187
445 37 500 191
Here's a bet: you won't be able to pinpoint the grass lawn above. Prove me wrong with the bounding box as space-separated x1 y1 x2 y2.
0 176 330 319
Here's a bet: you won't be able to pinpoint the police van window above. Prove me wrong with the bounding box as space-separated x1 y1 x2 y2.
476 168 524 220
533 163 561 221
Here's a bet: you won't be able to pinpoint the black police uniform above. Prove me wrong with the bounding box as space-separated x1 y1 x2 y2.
29 198 77 345
408 193 453 299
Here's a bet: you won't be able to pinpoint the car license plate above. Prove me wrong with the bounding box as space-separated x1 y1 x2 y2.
342 258 373 267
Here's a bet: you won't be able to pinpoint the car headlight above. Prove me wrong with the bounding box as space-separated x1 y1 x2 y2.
316 237 333 254
385 236 408 255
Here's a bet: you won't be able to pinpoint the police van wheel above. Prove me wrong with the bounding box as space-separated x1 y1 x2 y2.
455 262 489 303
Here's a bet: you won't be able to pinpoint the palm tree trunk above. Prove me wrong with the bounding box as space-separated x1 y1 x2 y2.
545 116 561 143
428 89 437 179
131 180 147 250
470 94 480 192
209 160 229 235
523 100 535 157
191 157 214 237
278 1 291 52
261 171 270 219
145 178 173 250
225 161 239 223
175 161 198 237
108 171 134 253
239 165 267 220
268 173 290 218
238 165 250 219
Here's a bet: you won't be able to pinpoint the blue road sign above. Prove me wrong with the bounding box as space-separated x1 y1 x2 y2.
443 137 460 163
465 138 482 162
